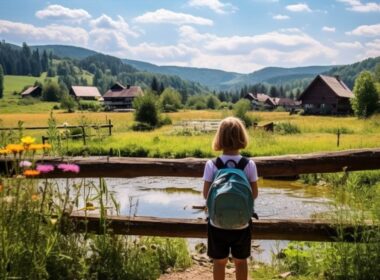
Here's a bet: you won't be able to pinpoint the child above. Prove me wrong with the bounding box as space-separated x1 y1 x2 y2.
203 117 258 280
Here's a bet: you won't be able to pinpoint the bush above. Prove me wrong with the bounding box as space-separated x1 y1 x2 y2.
131 122 154 131
60 95 77 113
17 97 37 105
79 100 102 112
233 99 253 127
133 92 160 127
275 122 301 134
352 71 379 118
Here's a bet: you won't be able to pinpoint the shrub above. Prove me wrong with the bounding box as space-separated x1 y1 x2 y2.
17 97 37 105
351 71 379 118
131 122 154 131
79 100 102 112
275 122 301 134
133 92 160 127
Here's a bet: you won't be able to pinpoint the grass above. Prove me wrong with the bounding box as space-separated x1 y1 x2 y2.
1 111 380 157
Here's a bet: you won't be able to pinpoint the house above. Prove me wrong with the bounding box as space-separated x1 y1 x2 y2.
103 83 143 111
298 75 354 115
272 97 301 111
21 86 42 98
244 93 276 110
69 86 102 101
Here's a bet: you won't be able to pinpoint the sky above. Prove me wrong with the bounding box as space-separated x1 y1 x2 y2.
0 0 379 73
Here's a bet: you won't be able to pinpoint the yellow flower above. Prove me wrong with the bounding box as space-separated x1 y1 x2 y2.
27 144 43 151
41 143 52 149
0 149 10 155
23 169 40 177
21 136 36 146
31 193 40 201
6 144 24 154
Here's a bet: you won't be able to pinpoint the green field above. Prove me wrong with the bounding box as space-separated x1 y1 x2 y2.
0 110 379 157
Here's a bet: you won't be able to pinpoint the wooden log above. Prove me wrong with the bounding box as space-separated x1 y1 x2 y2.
68 213 378 242
1 148 379 178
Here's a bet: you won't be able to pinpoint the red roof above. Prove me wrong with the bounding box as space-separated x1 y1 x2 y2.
71 86 101 98
21 86 40 96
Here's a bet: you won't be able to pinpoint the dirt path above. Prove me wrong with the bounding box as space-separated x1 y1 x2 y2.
158 264 240 280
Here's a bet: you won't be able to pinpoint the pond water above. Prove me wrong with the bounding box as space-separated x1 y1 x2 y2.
101 176 332 263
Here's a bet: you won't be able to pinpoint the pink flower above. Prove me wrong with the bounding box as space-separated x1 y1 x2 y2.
57 163 80 173
36 164 55 174
19 160 32 168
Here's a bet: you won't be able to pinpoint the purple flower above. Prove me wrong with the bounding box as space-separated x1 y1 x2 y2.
57 163 80 173
36 164 55 174
19 160 32 168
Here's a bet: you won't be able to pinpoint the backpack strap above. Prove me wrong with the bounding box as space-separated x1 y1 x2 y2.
212 156 250 170
212 157 225 169
236 156 250 170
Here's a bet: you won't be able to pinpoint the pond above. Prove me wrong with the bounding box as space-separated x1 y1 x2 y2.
102 176 332 263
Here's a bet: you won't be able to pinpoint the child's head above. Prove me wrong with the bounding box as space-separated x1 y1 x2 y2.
212 117 248 151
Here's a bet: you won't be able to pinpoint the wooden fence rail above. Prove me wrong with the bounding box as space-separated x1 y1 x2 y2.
1 148 379 178
68 213 378 242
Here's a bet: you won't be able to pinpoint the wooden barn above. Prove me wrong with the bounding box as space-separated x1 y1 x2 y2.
21 86 42 98
103 83 143 111
69 86 102 101
244 93 276 110
298 75 354 115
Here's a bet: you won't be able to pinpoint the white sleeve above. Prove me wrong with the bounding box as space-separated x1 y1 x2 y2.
202 160 217 182
244 160 258 182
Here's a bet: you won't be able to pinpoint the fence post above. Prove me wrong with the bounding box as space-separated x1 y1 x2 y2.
108 120 112 136
81 126 86 145
337 129 340 147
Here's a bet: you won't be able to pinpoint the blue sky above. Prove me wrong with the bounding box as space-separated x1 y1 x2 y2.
0 0 379 73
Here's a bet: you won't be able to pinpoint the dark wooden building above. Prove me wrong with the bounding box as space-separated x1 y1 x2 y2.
21 86 42 98
298 75 354 115
103 83 143 111
69 86 102 101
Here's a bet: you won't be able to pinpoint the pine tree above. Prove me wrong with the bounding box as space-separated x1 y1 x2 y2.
151 76 159 93
0 65 4 99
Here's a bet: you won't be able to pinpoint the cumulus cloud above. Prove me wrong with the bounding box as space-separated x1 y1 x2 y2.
322 26 336 32
187 0 238 14
286 3 312 12
347 23 380 36
337 0 380 12
0 19 88 45
90 15 139 37
35 5 91 21
273 14 290 20
134 9 213 26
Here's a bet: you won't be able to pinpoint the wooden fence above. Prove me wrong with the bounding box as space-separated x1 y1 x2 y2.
0 120 113 145
1 148 379 241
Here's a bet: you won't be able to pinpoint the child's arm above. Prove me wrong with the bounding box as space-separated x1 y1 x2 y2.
203 181 212 199
250 181 258 199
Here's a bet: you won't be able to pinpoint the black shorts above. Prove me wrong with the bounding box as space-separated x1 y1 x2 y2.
207 222 252 260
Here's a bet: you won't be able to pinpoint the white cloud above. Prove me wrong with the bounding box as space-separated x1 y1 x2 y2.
347 23 380 36
286 3 312 12
0 19 88 45
334 41 363 48
134 9 213 26
188 0 238 14
337 0 380 12
90 15 139 37
35 5 91 21
273 14 290 20
322 26 336 32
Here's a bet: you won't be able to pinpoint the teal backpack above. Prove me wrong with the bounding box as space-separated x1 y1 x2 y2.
206 157 256 230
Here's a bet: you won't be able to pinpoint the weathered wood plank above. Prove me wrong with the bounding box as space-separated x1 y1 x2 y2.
68 213 377 242
1 148 380 178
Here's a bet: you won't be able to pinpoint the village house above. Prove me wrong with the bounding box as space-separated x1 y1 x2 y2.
244 93 300 111
69 86 102 101
21 86 42 98
298 75 354 115
103 82 143 111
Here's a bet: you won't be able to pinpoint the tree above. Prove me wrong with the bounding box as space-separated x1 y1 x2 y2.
374 63 380 83
351 71 379 118
233 99 252 127
60 94 77 113
133 92 160 127
206 95 221 109
159 87 182 112
42 81 62 102
151 76 159 93
0 65 3 99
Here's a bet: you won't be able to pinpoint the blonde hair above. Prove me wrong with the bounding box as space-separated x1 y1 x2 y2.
212 117 248 151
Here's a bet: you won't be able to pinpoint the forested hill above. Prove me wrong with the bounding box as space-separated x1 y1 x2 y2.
32 45 98 59
324 56 380 89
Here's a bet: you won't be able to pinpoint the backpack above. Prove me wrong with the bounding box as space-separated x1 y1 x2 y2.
206 157 255 230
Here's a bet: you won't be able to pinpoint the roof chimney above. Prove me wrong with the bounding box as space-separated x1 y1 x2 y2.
126 84 131 89
334 75 340 81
